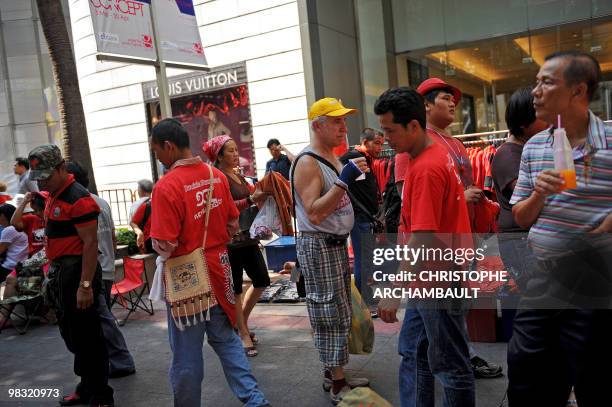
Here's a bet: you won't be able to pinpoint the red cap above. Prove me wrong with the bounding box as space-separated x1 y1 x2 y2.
416 78 462 104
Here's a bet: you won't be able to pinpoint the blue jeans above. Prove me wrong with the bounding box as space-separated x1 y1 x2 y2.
398 304 475 407
350 220 374 304
498 234 535 292
167 305 269 407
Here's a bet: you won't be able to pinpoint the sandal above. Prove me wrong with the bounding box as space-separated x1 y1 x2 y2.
244 346 258 357
249 332 259 345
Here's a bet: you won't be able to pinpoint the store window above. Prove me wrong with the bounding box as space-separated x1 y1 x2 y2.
142 62 255 179
401 18 612 135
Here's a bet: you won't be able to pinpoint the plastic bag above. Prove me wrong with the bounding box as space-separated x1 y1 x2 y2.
250 196 282 240
348 278 375 355
338 387 393 407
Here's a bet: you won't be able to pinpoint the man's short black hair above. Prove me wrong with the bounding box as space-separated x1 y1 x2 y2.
361 128 383 142
15 157 29 169
423 87 455 104
505 87 536 137
374 87 427 129
0 203 16 222
137 179 154 193
545 50 601 101
151 118 190 149
267 138 280 149
66 161 90 189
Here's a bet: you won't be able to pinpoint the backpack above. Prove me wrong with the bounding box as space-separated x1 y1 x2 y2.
379 157 401 233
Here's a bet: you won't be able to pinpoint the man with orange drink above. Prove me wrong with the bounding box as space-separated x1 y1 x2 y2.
507 50 612 406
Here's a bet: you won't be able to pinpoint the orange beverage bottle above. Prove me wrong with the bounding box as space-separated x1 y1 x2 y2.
553 116 576 191
558 169 577 190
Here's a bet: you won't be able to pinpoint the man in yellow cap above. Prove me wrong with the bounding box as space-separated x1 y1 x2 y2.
291 97 370 404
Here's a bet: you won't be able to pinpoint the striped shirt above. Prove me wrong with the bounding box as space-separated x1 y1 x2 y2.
510 111 612 259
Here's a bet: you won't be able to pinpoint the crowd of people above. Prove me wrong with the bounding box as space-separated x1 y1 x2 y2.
0 49 610 407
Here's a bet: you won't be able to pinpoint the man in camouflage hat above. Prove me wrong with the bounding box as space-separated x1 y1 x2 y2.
29 144 114 407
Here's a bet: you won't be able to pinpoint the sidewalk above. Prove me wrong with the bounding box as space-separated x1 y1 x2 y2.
0 302 508 406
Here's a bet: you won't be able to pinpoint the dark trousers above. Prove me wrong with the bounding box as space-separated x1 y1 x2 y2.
508 308 611 406
508 246 612 406
48 257 114 404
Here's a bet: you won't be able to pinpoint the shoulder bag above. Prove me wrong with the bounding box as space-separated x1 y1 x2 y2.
164 163 217 329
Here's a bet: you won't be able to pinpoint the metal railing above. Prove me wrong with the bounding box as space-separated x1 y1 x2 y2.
99 188 136 227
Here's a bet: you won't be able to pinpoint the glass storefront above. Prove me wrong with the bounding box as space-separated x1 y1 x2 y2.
357 0 612 135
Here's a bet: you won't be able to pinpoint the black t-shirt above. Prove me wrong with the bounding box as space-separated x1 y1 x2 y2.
339 149 380 222
491 142 526 232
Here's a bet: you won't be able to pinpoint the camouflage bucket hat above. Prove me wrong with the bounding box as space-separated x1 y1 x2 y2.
28 144 63 181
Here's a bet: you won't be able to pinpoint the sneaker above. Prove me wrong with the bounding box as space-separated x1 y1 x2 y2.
59 392 89 406
471 356 503 378
322 376 369 392
329 385 351 405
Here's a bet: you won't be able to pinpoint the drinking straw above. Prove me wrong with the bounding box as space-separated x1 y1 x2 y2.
557 114 561 129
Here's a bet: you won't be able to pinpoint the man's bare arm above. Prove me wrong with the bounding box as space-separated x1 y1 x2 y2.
293 156 346 225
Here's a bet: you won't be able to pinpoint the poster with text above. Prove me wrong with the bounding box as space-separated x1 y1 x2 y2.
88 0 156 60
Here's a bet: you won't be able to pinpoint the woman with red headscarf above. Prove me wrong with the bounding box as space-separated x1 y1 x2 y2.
203 136 270 357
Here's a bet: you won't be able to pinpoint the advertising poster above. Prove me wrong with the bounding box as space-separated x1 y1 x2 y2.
88 0 156 60
153 0 207 65
171 85 255 176
88 0 206 65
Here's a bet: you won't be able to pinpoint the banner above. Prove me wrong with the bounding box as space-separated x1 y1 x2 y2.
88 0 156 60
153 0 208 66
88 0 207 66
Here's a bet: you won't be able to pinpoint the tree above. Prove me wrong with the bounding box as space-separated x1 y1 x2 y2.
36 0 98 194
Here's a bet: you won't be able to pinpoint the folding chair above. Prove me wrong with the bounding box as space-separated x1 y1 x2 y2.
0 264 47 335
111 256 154 326
0 293 46 334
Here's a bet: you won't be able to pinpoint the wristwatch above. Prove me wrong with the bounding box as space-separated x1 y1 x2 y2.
79 280 91 289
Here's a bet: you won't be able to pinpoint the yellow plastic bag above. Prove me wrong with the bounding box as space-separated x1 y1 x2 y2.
348 278 375 355
338 387 394 407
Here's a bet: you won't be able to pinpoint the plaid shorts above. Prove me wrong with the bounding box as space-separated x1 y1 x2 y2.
297 233 352 367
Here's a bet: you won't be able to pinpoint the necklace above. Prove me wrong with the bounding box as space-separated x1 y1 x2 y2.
427 127 466 175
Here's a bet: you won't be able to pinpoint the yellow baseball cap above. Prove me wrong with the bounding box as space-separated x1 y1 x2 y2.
308 97 357 120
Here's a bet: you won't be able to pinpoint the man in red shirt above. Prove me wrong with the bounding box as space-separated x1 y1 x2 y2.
374 87 475 406
27 144 113 407
130 197 152 253
148 119 269 407
416 78 503 378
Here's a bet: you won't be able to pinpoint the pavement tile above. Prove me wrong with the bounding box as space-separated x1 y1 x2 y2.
0 303 509 407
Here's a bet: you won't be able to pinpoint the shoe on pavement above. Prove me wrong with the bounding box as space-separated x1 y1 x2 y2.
59 392 89 406
329 385 351 405
471 356 503 378
322 376 369 392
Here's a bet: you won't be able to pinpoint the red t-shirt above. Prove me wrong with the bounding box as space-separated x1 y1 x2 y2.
21 214 45 255
131 199 151 241
400 143 471 234
0 194 12 205
428 129 473 188
44 175 100 260
399 143 472 289
150 160 240 324
394 152 411 184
